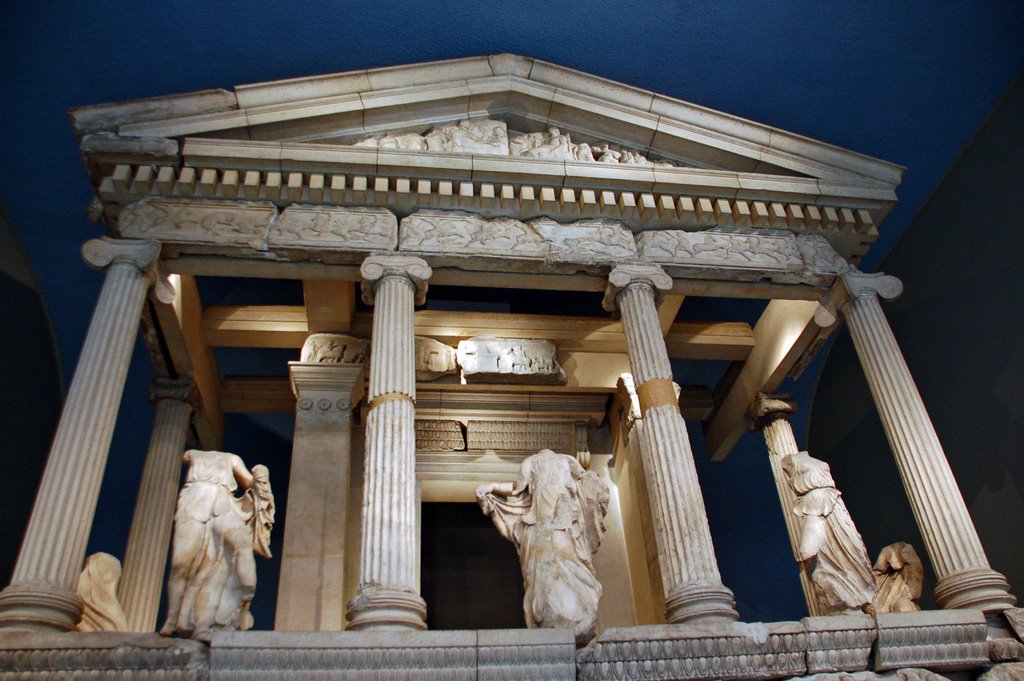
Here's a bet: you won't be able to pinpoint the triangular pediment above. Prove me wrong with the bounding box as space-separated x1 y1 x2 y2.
72 55 904 263
72 54 902 186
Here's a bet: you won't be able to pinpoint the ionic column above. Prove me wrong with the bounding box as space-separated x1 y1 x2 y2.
841 271 1016 612
748 393 820 616
0 237 165 631
346 255 431 630
118 377 194 632
277 356 363 631
604 265 739 624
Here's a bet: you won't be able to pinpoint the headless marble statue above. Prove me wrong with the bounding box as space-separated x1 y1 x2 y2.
783 451 876 614
477 449 609 645
160 450 274 641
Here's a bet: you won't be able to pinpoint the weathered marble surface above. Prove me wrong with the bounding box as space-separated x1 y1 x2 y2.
874 609 989 672
399 210 637 270
300 333 369 365
477 449 609 645
795 670 950 680
350 117 679 166
268 205 398 256
161 450 275 641
979 662 1024 681
415 336 458 380
578 621 808 680
76 552 128 632
873 542 924 613
801 613 875 674
120 198 276 251
458 337 566 385
637 228 849 286
415 419 466 451
783 451 875 615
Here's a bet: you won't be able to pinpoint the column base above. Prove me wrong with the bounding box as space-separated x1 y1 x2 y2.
346 588 427 631
665 581 740 625
0 582 82 632
934 567 1017 612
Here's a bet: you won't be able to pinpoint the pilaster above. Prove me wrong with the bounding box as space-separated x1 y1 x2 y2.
841 270 1016 612
346 255 431 630
276 358 363 631
0 237 163 631
605 264 739 625
119 377 194 632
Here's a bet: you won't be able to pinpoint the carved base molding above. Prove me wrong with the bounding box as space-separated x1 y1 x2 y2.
0 611 1017 680
874 610 989 672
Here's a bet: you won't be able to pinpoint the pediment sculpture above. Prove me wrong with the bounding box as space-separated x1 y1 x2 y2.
352 117 682 167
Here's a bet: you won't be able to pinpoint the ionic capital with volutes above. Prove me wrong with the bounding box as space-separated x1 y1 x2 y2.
747 392 797 431
148 377 195 407
840 270 904 303
81 237 175 303
602 263 673 312
360 255 432 305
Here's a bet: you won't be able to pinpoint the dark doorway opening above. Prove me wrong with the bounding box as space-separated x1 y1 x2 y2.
421 502 526 630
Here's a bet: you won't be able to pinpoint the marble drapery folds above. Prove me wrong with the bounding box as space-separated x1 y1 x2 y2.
477 449 609 645
160 450 274 641
783 451 876 614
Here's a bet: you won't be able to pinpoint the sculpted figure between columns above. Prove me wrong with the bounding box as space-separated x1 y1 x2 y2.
161 450 275 641
477 449 610 646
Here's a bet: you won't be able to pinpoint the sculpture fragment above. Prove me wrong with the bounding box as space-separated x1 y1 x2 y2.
782 451 876 615
873 542 924 613
76 552 128 632
476 449 609 645
160 450 275 641
300 333 369 365
457 337 566 385
415 336 458 380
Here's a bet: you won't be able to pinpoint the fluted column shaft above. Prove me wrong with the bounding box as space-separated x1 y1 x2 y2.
605 265 739 624
749 395 820 616
842 271 1015 612
0 237 162 631
119 378 193 632
347 256 431 631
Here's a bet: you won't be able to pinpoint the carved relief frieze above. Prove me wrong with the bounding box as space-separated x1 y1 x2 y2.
300 333 369 365
415 420 466 451
637 228 853 287
267 205 397 260
465 420 575 453
457 337 566 385
415 337 458 381
119 197 276 251
400 210 636 271
351 117 680 167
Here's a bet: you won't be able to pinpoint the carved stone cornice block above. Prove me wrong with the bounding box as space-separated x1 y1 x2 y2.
0 631 208 680
415 419 466 451
801 613 875 673
267 205 398 261
874 609 989 672
399 210 637 272
577 622 808 680
119 197 277 253
288 362 364 412
457 337 566 385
